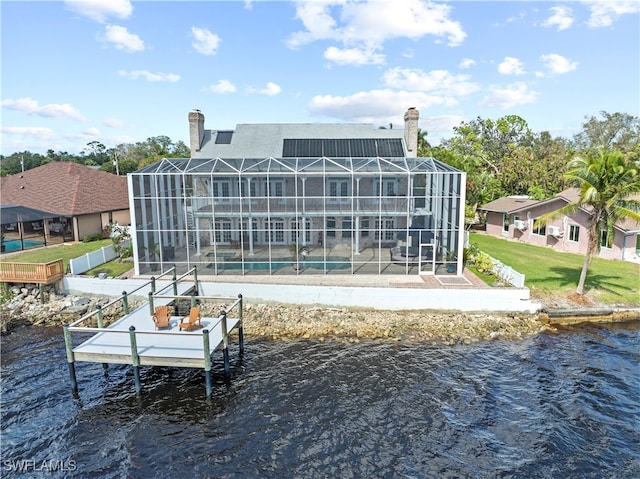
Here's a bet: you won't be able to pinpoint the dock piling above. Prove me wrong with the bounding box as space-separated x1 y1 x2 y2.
172 267 178 296
63 324 79 398
148 292 154 316
220 310 230 383
202 329 212 399
128 326 142 397
238 294 244 357
122 291 129 314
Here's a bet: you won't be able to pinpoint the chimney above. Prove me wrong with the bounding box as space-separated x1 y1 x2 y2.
403 107 419 158
189 110 205 155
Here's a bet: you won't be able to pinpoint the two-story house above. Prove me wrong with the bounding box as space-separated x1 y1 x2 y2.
129 108 466 276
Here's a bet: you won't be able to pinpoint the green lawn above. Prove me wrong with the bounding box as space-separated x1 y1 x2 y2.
0 239 133 278
469 232 640 306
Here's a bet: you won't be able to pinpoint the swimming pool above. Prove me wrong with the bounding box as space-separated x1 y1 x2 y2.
2 239 44 253
216 256 351 271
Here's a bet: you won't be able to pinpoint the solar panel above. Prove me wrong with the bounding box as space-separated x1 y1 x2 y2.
214 131 234 144
282 138 405 157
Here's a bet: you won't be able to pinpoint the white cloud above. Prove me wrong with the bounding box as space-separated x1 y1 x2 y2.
192 27 221 55
459 58 476 69
1 97 86 122
256 82 282 96
65 0 132 23
539 53 578 75
118 70 181 82
1 126 57 153
479 82 539 109
287 0 466 65
208 80 237 94
103 117 125 128
582 0 640 28
498 57 525 75
102 25 145 52
382 67 480 97
324 46 385 66
308 89 457 124
542 6 574 31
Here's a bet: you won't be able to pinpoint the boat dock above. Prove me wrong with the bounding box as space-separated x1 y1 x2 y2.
62 267 244 399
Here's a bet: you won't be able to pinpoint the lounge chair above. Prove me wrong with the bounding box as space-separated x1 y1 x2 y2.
152 305 171 330
179 306 202 331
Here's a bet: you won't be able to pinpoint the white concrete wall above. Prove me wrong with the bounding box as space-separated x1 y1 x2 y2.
63 277 541 313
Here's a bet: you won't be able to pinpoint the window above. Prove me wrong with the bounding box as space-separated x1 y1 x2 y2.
291 218 311 243
600 229 612 249
268 180 284 197
375 179 397 196
361 217 370 237
212 180 231 201
503 214 509 233
328 179 349 202
375 217 395 241
268 218 285 243
326 217 336 237
342 218 352 239
214 219 232 243
569 225 579 242
532 218 546 236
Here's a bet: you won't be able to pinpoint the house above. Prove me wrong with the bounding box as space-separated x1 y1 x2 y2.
479 188 640 263
0 162 130 242
128 108 467 276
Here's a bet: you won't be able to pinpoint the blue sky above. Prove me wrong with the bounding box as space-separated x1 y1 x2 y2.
1 0 638 156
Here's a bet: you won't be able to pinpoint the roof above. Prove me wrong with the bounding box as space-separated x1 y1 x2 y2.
481 187 640 233
0 162 129 216
0 205 60 225
194 122 407 159
478 195 538 214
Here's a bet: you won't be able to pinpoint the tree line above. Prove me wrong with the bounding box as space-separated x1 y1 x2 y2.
0 135 190 177
1 111 638 207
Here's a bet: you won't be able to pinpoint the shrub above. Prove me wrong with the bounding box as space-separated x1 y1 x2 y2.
474 252 494 274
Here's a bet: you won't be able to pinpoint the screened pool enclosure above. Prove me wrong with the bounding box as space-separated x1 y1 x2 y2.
129 156 466 277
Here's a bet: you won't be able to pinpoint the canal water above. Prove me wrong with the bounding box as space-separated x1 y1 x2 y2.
1 322 639 478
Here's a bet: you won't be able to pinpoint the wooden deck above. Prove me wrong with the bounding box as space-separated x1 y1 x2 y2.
0 259 64 284
72 307 240 368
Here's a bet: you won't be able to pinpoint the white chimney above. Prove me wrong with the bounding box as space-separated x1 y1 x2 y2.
403 107 419 158
189 110 205 155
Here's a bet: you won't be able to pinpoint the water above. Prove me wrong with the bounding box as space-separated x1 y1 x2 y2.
1 322 639 478
2 239 43 253
219 256 351 271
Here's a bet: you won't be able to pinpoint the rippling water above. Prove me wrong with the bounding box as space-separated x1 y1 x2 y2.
1 322 639 478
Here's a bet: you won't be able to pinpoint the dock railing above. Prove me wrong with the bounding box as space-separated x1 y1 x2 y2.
63 265 244 399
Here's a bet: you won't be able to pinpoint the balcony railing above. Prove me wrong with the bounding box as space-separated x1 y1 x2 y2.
0 259 64 284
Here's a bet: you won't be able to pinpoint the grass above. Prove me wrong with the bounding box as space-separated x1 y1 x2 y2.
0 239 133 278
469 232 640 306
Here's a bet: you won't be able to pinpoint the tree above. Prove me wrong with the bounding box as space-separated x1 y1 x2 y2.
573 111 639 157
544 150 640 295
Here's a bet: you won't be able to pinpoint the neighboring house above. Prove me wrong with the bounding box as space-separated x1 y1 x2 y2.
0 162 130 242
129 108 467 276
479 188 640 263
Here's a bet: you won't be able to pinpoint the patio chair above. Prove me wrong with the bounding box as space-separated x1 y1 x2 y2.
179 306 202 331
152 305 171 330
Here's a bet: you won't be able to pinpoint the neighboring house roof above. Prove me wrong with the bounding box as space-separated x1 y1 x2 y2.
0 162 129 216
480 187 640 233
478 196 538 214
194 123 407 159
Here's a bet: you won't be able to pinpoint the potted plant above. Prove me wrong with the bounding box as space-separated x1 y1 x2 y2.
445 249 457 273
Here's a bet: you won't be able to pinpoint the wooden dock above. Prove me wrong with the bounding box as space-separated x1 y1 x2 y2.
63 266 244 399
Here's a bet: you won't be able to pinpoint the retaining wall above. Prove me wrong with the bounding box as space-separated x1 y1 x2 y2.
63 277 541 313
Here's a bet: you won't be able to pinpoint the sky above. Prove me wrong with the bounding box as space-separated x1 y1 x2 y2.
1 0 639 156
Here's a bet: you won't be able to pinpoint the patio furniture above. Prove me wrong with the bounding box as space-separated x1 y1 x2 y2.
179 307 202 331
152 305 171 330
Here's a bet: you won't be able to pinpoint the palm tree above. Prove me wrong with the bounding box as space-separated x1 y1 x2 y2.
549 150 640 295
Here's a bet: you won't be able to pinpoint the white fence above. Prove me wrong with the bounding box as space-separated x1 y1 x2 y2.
489 255 526 288
69 240 130 275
